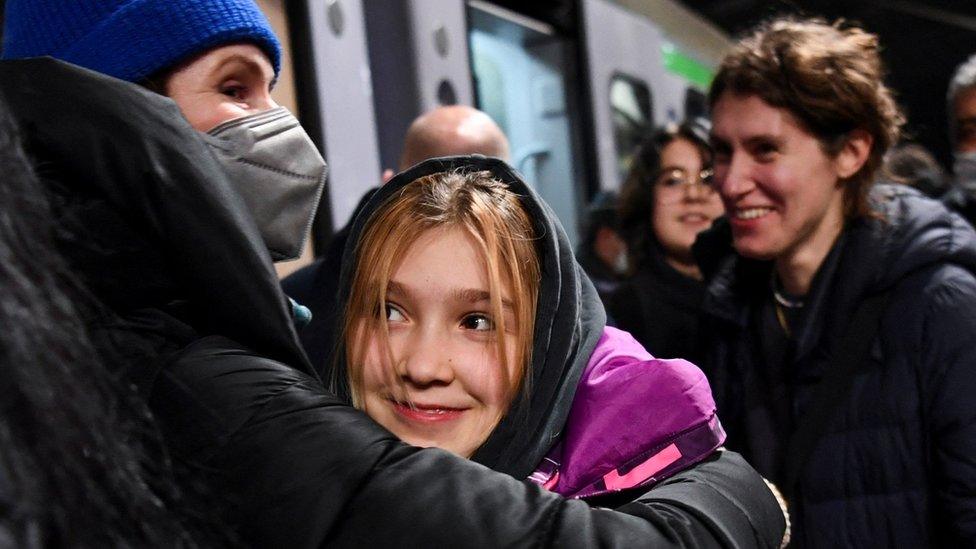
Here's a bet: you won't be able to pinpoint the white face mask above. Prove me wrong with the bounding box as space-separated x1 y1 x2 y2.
203 107 328 261
953 151 976 198
613 250 630 275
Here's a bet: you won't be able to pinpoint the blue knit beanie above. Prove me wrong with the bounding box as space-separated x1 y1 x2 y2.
2 0 282 83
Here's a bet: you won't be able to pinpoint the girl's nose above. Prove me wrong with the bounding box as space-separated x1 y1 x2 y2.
397 329 455 387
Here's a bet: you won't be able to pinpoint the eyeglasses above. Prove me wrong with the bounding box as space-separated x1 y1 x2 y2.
654 168 716 202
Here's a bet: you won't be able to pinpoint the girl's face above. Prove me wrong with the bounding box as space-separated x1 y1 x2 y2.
651 137 725 264
710 93 849 262
358 227 518 458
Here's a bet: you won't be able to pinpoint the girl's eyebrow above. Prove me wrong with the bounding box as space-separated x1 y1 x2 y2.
386 280 409 297
386 280 513 310
453 288 513 311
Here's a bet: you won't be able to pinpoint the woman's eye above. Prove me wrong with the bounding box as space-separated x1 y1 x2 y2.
754 142 778 160
385 304 406 322
699 169 715 186
220 84 246 99
658 170 686 187
461 314 494 332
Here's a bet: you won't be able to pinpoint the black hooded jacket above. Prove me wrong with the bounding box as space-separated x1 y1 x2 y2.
607 243 709 363
2 58 783 548
699 185 976 547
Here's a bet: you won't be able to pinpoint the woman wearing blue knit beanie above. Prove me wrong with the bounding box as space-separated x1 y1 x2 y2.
3 0 282 131
3 0 329 262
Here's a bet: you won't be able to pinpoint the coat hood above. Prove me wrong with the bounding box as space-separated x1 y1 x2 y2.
331 156 606 479
0 57 311 379
864 185 976 291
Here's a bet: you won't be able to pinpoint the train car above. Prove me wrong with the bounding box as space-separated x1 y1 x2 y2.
261 0 730 266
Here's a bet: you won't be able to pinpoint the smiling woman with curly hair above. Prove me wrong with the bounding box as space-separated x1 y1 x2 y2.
700 16 976 547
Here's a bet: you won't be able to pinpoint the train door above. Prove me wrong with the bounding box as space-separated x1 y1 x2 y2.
467 1 587 246
363 0 474 173
289 0 382 246
581 0 664 191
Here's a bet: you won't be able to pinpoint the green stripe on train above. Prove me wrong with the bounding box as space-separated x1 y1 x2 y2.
662 44 713 89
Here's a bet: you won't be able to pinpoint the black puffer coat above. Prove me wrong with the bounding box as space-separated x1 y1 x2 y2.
699 185 976 547
3 57 784 548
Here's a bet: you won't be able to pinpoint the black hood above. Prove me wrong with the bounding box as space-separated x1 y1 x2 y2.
0 57 310 378
331 156 606 479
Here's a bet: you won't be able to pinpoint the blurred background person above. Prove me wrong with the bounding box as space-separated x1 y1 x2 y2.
576 191 628 305
607 119 724 362
944 52 976 225
700 17 976 547
884 142 948 198
395 105 510 176
283 105 510 378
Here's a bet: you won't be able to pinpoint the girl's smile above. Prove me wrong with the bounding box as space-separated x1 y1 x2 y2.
390 399 469 423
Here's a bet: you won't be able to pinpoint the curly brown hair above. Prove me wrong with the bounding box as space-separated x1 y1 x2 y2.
709 17 905 218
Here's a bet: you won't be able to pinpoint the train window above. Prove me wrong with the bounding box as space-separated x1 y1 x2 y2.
685 87 707 119
610 73 652 184
467 1 585 247
437 79 458 105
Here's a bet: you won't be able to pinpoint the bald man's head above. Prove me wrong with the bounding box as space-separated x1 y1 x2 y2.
398 105 510 170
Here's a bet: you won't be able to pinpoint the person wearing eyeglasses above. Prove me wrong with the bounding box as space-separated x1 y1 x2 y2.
608 119 725 363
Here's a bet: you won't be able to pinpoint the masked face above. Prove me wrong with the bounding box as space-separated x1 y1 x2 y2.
166 44 326 261
203 107 327 261
953 151 976 198
613 249 630 275
953 87 976 154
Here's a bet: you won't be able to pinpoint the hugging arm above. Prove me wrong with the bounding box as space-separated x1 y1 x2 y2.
155 337 784 548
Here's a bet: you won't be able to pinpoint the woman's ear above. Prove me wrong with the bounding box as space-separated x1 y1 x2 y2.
834 128 873 179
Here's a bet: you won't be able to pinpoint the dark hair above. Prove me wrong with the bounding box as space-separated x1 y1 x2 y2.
884 143 948 198
618 118 712 272
709 17 904 218
580 191 620 252
0 95 206 546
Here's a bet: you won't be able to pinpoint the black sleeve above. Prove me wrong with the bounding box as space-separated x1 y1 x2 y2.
916 269 976 544
155 338 785 548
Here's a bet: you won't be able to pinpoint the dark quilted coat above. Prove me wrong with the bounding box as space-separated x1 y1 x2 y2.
699 184 976 548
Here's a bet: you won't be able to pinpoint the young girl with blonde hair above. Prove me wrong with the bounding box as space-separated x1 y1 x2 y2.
329 155 787 541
